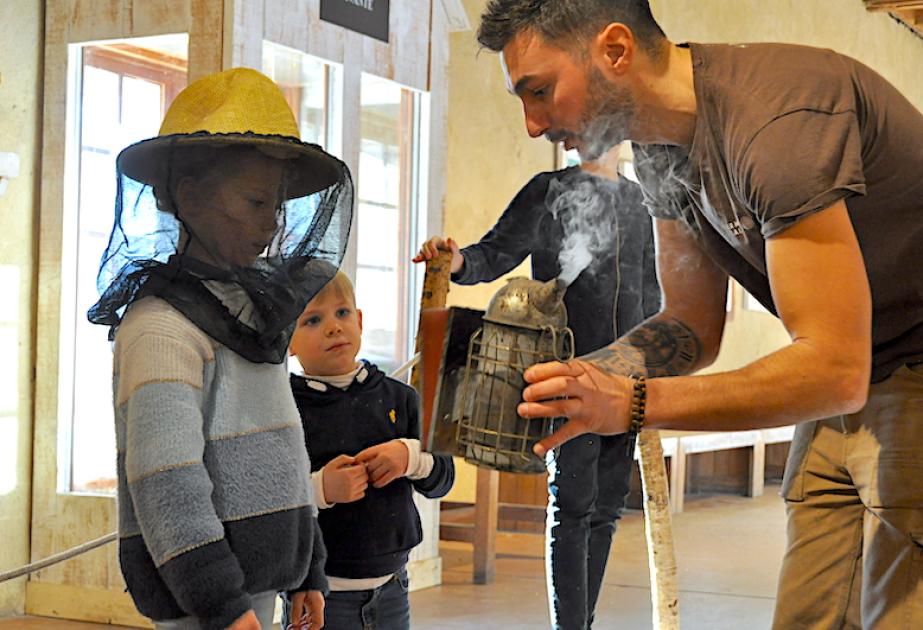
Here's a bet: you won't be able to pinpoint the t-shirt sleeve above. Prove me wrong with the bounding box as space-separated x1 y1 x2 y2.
739 109 866 238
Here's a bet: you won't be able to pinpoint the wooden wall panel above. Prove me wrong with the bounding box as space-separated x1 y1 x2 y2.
262 0 431 91
33 0 84 588
189 0 224 80
264 0 343 63
226 0 264 68
131 1 192 38
425 0 449 244
765 442 790 482
360 0 430 89
497 471 547 533
687 448 751 495
66 0 192 42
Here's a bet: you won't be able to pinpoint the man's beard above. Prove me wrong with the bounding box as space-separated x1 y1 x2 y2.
575 66 636 161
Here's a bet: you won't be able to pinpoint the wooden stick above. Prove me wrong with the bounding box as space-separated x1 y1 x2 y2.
410 250 453 394
638 430 680 629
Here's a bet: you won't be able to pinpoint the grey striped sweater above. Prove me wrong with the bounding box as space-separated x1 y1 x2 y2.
113 297 325 629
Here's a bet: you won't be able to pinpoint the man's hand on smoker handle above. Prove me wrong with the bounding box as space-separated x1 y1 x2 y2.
412 236 464 274
518 360 634 456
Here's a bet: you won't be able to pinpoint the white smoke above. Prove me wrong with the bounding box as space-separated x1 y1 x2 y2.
577 111 630 163
629 142 692 204
548 171 620 287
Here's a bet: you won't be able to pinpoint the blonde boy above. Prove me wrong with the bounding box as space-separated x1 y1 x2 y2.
286 271 454 630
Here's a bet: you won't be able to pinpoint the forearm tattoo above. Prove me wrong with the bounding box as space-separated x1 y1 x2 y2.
583 317 702 378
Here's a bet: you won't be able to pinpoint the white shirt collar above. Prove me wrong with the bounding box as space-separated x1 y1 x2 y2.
302 361 369 391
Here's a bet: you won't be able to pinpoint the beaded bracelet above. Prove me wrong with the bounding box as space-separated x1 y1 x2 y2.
627 375 647 436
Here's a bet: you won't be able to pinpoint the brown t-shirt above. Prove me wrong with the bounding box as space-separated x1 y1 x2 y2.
634 42 923 382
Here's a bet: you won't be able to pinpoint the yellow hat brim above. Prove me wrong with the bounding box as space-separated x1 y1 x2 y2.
117 132 347 199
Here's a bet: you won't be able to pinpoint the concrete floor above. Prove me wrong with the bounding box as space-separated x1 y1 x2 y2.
411 486 786 629
1 485 787 630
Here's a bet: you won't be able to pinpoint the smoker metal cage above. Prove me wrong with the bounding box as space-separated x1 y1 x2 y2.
454 320 575 474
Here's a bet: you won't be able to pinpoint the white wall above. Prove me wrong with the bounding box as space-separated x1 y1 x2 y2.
0 0 42 616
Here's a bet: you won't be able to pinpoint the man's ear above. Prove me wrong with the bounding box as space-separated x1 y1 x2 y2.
594 23 635 77
357 308 363 333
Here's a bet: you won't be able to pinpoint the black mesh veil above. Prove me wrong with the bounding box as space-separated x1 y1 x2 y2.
88 134 353 364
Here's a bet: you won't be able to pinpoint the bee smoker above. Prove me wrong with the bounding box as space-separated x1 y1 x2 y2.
453 277 574 474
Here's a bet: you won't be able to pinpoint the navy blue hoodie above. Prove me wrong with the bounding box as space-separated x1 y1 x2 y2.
290 363 455 579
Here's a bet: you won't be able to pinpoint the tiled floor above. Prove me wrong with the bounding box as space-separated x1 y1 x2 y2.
1 486 786 629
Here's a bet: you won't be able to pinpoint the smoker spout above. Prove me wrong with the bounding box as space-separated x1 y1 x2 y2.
533 278 567 315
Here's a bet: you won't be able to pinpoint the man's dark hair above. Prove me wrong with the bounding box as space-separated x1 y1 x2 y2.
477 0 667 57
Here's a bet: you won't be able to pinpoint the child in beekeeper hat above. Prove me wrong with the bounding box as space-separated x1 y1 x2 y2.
88 66 354 630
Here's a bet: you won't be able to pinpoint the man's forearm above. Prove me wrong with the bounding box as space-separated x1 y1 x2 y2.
583 314 706 378
583 314 868 432
643 338 868 431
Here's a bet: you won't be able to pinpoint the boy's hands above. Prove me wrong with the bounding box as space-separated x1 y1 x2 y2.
228 610 261 630
355 441 410 488
412 236 464 273
322 454 369 503
288 590 325 630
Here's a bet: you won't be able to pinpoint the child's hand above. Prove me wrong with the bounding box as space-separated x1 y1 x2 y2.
287 590 325 630
355 441 409 488
322 454 368 504
228 610 261 630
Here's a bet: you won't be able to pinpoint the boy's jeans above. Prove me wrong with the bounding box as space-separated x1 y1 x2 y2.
285 569 410 630
547 432 634 630
327 569 410 630
773 362 923 629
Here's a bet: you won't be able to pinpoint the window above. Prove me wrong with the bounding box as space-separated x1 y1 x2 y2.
263 42 344 375
61 35 188 494
356 74 426 374
262 42 342 155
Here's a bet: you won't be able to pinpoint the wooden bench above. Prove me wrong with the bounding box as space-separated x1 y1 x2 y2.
654 426 795 513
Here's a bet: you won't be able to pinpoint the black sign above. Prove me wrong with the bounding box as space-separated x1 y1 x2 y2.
320 0 390 43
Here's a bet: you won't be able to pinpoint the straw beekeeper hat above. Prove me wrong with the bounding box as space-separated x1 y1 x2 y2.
117 67 343 199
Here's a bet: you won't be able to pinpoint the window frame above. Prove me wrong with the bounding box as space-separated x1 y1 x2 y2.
354 76 428 372
57 38 188 495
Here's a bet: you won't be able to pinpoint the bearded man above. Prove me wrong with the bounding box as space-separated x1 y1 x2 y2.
477 1 923 628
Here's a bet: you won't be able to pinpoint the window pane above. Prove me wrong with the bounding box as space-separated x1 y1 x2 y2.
80 66 120 149
263 41 341 151
262 43 342 375
65 34 188 494
356 75 408 373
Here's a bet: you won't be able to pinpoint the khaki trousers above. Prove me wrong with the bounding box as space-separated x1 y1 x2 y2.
773 363 923 629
